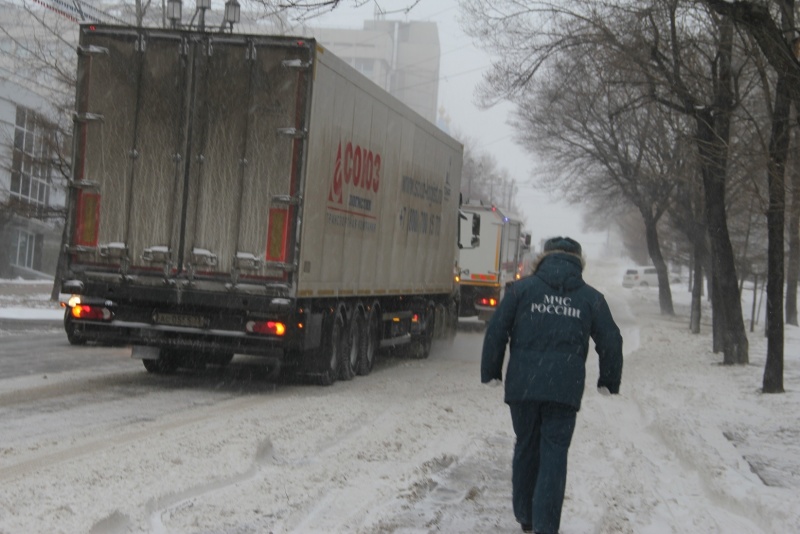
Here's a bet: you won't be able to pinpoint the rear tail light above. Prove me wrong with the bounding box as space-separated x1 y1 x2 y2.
75 191 100 246
70 304 112 321
266 208 289 262
246 320 286 336
477 297 498 307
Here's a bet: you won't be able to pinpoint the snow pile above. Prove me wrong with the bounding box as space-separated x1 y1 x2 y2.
0 279 62 321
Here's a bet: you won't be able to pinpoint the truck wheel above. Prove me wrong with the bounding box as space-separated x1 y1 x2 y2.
316 309 344 386
142 350 178 374
446 299 458 345
408 306 434 360
358 308 379 376
64 311 86 346
433 304 446 339
340 311 363 381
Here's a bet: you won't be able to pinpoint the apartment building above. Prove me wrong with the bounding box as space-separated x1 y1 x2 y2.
309 19 440 124
0 1 72 279
0 75 66 279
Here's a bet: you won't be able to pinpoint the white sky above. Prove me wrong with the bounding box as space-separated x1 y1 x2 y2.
294 0 608 256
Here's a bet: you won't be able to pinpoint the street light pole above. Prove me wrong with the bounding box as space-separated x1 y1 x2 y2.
167 0 182 28
197 0 211 31
223 0 240 33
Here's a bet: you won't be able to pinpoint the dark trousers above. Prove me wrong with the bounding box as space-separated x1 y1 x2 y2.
509 401 577 534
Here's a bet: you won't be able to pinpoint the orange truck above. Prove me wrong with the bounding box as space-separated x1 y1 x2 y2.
457 201 527 323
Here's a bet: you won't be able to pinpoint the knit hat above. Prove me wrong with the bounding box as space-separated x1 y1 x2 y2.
530 236 585 274
543 236 582 256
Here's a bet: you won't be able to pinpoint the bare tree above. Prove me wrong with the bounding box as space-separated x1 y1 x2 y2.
462 0 750 363
513 50 683 314
253 0 422 22
787 129 800 325
702 0 797 392
454 132 525 217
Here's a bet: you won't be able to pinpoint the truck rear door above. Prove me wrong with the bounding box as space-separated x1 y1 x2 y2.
70 27 311 287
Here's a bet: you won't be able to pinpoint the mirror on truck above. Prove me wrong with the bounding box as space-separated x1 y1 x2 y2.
458 211 481 249
458 210 467 249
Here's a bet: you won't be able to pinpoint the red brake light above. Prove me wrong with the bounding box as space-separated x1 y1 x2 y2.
70 304 112 321
246 320 286 336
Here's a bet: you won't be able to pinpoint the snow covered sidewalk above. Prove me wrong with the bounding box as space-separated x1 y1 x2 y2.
0 279 62 331
564 280 800 533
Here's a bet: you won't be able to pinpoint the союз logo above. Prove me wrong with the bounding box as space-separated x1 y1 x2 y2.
328 141 381 204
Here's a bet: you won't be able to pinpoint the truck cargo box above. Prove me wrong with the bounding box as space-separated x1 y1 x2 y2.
60 25 463 384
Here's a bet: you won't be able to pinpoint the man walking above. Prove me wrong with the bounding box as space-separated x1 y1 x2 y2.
481 236 623 534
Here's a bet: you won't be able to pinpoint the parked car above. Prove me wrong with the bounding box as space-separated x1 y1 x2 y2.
622 267 659 288
622 266 681 288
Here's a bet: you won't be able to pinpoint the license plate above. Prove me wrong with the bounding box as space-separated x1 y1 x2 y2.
153 312 208 328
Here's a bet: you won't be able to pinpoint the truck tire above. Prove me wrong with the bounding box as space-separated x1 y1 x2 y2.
358 308 379 376
315 309 344 386
340 310 363 381
408 305 434 360
446 299 458 345
142 350 179 374
64 311 87 346
433 303 446 339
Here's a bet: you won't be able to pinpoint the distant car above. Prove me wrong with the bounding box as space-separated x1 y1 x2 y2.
622 267 659 288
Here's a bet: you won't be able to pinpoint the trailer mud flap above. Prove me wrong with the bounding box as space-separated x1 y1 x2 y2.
302 312 324 351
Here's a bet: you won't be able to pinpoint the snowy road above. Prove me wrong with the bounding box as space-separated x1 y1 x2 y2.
1 263 798 533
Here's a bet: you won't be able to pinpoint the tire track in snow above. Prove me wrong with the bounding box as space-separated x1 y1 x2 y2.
0 392 274 483
155 347 506 533
0 371 150 407
88 439 276 534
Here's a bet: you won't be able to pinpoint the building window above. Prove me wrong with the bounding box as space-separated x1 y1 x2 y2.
11 229 42 270
11 106 54 208
354 58 375 80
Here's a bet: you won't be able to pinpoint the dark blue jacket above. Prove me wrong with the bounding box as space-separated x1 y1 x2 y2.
481 253 623 410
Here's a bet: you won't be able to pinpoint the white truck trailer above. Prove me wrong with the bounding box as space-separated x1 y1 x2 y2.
59 24 463 384
457 201 526 323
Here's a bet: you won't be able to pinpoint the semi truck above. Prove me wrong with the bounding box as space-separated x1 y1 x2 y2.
457 201 527 323
58 24 464 385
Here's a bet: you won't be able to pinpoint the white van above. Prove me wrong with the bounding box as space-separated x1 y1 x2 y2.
622 267 659 288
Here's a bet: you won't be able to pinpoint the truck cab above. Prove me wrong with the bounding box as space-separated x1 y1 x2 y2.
457 201 524 323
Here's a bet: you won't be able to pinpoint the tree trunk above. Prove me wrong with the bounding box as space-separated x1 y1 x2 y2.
762 0 792 393
642 213 674 315
700 131 748 364
690 237 705 334
694 18 748 365
710 267 723 353
786 133 800 325
750 275 759 332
